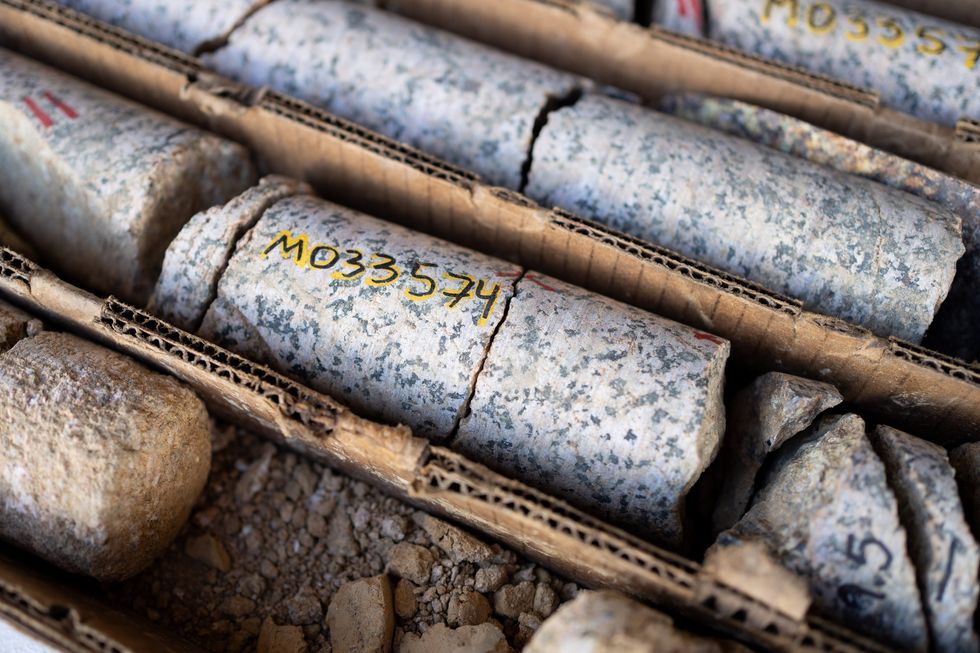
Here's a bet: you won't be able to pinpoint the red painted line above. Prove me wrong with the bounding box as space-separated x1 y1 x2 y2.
43 91 78 119
496 270 522 278
525 273 558 292
694 331 725 345
676 0 687 16
22 96 53 128
691 0 704 32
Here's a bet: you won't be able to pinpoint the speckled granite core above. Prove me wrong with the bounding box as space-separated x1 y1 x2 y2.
54 0 261 54
151 175 311 331
161 182 731 546
525 93 964 342
453 273 729 547
655 0 980 126
0 49 256 303
0 332 211 581
662 92 980 360
203 0 582 188
872 425 980 653
526 590 748 653
709 372 842 534
720 414 928 652
197 193 520 440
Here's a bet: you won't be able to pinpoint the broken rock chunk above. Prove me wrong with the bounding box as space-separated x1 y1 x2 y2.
326 575 394 653
399 622 510 653
872 425 980 653
709 372 842 534
0 331 211 580
720 414 928 652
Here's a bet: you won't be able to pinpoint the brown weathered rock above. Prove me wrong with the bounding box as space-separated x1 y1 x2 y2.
474 566 509 593
447 590 492 627
398 623 510 653
0 331 210 580
326 575 394 653
710 372 842 534
387 542 434 585
721 414 928 652
0 298 41 353
0 48 255 303
526 590 742 652
419 515 497 565
873 426 980 653
493 582 535 619
393 579 417 619
258 616 307 653
532 583 559 619
185 533 232 573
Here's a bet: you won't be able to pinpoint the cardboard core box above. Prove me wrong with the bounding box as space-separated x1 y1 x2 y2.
0 1 974 650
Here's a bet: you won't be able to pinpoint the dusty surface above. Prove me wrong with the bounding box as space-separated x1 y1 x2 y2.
0 297 41 353
108 425 578 652
0 331 211 580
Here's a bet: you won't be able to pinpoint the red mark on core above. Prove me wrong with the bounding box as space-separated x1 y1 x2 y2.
43 91 78 119
694 331 724 345
22 96 53 128
525 273 558 292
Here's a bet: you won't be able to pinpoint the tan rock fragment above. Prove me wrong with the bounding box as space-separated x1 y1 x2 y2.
258 616 307 653
710 372 842 534
326 575 394 653
185 533 232 573
447 590 492 627
393 579 417 619
873 425 980 653
493 582 535 619
419 514 497 565
525 590 744 652
398 623 511 653
387 543 434 585
0 331 211 580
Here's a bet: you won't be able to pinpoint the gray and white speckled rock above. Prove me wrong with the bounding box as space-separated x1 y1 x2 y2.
0 298 41 353
526 590 746 653
204 0 581 188
525 93 963 342
453 273 729 547
656 0 980 127
710 372 842 534
0 48 255 303
721 413 928 652
150 175 311 331
197 193 520 440
950 442 980 540
872 425 980 653
0 332 211 580
53 0 261 54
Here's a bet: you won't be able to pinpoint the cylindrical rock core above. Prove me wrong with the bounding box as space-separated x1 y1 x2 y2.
157 184 729 544
654 0 980 126
525 93 964 342
0 331 211 581
0 48 256 303
202 0 582 188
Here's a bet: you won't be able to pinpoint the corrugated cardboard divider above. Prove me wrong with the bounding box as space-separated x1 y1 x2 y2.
0 246 888 653
1 0 979 444
0 546 200 653
378 0 980 186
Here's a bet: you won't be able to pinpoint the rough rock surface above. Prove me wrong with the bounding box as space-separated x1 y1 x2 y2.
525 92 963 342
204 0 581 188
659 0 980 127
326 575 394 653
709 372 842 534
0 331 211 580
873 425 980 653
0 48 255 303
108 425 577 651
152 175 311 331
197 193 519 440
721 413 928 652
54 0 261 54
0 298 41 353
525 590 746 652
950 442 980 540
454 272 729 547
399 623 511 653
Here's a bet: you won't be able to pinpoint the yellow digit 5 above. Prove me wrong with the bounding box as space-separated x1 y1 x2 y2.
876 16 905 48
846 14 869 41
915 26 947 56
366 252 401 286
404 262 437 300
